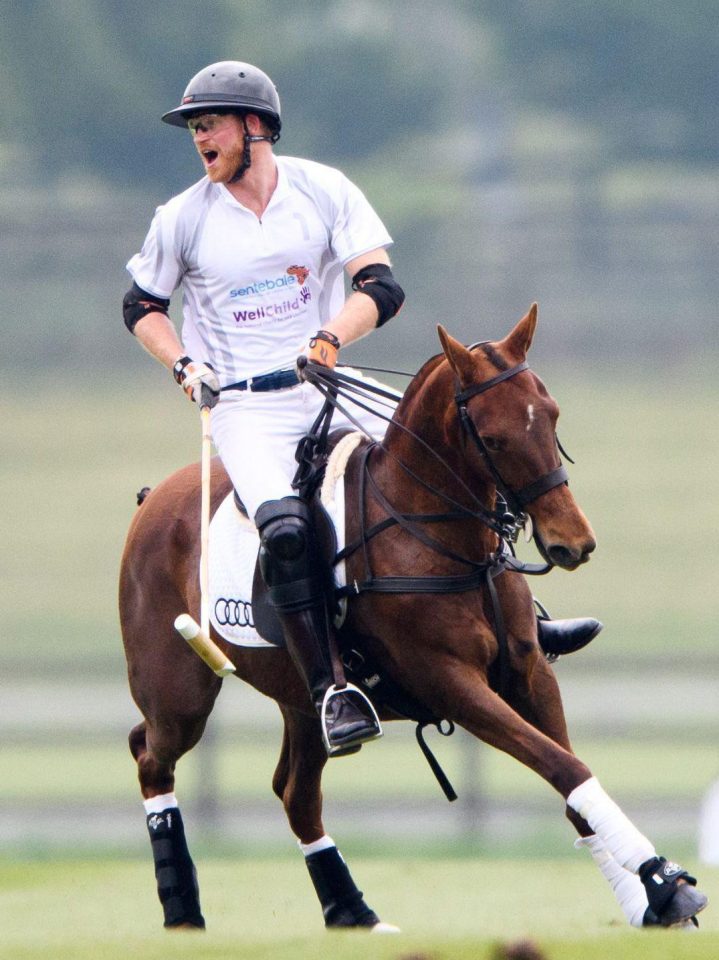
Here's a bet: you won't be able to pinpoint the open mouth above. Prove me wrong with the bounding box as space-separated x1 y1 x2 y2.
202 150 219 166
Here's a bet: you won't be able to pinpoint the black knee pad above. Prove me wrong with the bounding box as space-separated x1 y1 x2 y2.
256 498 313 582
263 515 309 564
255 498 325 611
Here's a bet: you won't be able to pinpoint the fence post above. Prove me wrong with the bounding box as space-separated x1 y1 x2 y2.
457 731 486 845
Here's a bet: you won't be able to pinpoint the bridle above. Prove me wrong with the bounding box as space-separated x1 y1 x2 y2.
454 353 569 535
295 354 574 751
296 354 572 574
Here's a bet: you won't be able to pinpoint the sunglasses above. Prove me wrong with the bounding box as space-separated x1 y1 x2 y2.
187 113 232 136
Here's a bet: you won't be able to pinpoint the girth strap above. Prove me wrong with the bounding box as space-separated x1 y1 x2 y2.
338 568 490 598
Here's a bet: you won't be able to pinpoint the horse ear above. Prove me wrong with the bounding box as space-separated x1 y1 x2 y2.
501 303 538 358
437 324 476 384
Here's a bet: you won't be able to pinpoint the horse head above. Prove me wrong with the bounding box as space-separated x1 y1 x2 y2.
437 304 596 570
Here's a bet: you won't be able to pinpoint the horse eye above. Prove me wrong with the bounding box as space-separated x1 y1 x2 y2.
482 435 502 452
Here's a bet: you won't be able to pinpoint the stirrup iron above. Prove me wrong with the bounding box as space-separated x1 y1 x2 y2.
320 682 383 757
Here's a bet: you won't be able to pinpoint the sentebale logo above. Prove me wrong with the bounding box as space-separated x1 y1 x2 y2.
230 265 310 299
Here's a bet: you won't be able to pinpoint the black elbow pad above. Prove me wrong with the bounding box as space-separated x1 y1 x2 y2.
123 282 171 333
351 263 405 327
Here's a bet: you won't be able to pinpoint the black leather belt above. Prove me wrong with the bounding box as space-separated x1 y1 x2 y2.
221 369 300 393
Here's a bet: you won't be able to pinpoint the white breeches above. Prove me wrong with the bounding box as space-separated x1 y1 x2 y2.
211 370 397 522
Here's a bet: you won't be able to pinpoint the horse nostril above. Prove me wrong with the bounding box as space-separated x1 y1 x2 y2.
547 545 577 567
546 539 595 567
547 546 577 567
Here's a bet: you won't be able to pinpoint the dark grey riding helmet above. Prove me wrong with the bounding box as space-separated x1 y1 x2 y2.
161 60 281 139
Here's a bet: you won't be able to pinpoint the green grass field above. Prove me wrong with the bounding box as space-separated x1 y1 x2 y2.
2 371 718 955
1 857 718 960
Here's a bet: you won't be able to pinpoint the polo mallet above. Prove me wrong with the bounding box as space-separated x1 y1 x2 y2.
174 385 235 677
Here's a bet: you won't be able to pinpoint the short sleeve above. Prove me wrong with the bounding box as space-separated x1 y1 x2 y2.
126 202 184 298
330 174 392 266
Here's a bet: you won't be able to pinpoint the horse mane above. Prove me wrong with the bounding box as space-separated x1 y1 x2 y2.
390 352 446 423
474 341 510 371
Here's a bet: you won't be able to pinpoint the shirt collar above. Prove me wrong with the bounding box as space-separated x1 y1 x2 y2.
217 159 289 212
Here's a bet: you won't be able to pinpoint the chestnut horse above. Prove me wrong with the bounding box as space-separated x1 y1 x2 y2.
120 306 707 932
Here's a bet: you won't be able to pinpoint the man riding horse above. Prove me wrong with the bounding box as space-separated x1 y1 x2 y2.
124 59 599 757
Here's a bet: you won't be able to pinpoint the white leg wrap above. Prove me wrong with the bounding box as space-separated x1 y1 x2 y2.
575 835 648 927
298 834 336 857
567 777 655 874
143 792 178 815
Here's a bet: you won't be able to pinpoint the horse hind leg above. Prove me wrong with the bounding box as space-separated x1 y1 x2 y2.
273 706 399 933
129 719 206 929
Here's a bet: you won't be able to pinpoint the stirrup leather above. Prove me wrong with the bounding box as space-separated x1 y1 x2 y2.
320 683 383 757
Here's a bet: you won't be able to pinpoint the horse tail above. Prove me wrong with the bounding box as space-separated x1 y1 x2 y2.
136 486 152 506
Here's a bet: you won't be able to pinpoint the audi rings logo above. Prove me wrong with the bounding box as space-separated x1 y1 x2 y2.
215 597 255 628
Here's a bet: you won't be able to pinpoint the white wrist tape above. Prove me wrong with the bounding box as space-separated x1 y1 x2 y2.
567 777 655 874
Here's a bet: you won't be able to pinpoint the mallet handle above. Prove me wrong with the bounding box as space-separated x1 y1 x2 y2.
174 614 234 677
199 402 212 636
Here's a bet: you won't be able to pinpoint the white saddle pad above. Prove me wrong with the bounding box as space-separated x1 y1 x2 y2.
207 431 363 647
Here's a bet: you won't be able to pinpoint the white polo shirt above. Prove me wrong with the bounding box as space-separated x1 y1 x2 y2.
127 155 392 386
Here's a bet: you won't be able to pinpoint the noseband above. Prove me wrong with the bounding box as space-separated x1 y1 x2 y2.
455 356 568 537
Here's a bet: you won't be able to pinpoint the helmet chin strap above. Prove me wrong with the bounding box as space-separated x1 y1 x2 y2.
229 116 275 183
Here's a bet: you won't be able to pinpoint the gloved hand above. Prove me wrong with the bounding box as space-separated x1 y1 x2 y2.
297 330 341 380
172 355 220 407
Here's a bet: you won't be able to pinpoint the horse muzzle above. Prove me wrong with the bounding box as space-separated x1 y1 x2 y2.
536 533 596 570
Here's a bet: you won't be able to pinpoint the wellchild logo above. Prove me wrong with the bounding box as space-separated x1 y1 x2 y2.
230 265 310 299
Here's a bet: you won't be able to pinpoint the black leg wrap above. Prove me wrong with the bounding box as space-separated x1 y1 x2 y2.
305 847 379 928
146 807 205 929
639 856 707 927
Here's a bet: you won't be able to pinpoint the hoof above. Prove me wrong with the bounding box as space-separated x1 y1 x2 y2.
640 856 708 928
660 884 708 928
370 921 401 934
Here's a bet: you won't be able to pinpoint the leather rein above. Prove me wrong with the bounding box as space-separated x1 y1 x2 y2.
298 357 571 697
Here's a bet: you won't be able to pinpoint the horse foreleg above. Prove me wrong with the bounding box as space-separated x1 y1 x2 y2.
274 706 398 932
439 664 708 926
504 661 652 926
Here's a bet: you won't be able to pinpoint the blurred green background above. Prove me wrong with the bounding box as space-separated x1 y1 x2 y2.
1 0 717 866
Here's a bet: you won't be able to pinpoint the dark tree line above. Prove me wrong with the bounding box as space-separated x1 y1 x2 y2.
2 0 716 195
